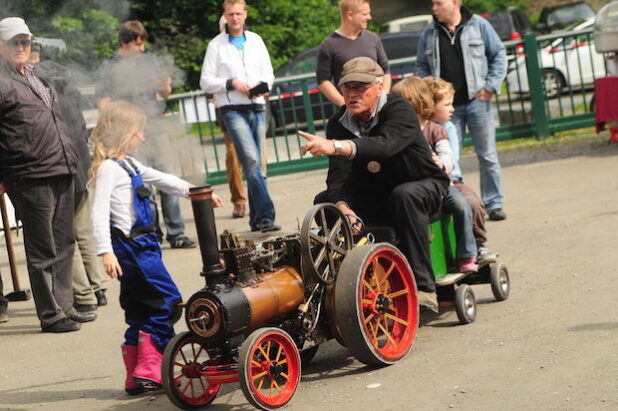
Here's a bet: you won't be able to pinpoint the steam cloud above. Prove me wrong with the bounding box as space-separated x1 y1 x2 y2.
1 0 189 175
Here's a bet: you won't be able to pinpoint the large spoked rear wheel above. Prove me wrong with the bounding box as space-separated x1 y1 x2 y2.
239 327 301 410
162 331 221 409
334 243 419 366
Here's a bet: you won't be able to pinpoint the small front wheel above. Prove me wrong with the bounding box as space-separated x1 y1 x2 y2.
162 331 220 409
490 262 510 301
455 285 476 324
239 327 301 410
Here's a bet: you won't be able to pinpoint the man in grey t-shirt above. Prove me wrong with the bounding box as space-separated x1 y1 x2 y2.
316 0 390 106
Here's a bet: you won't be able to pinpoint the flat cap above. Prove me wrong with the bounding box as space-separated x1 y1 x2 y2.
338 56 384 87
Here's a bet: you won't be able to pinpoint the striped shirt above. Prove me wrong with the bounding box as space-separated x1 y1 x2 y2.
23 61 53 109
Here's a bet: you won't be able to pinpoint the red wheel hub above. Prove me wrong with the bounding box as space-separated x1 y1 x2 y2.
181 362 202 379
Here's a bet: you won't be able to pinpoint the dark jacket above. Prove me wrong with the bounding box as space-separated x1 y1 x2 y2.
39 60 90 193
0 57 78 183
326 93 449 204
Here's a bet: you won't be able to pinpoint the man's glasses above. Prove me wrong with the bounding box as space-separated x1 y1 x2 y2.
7 39 31 48
341 82 376 93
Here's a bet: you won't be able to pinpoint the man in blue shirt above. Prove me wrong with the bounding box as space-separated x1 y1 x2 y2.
200 0 280 233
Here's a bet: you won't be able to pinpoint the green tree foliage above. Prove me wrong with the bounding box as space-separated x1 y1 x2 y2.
247 0 340 70
131 0 340 89
51 9 119 70
464 0 528 14
129 0 218 89
4 0 532 90
1 0 124 71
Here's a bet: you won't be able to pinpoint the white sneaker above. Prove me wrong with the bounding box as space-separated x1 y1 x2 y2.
477 245 497 266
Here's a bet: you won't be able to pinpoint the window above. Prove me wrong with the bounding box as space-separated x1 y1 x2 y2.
281 52 317 77
383 36 419 60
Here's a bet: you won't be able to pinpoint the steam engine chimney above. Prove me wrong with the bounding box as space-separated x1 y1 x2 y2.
189 186 225 284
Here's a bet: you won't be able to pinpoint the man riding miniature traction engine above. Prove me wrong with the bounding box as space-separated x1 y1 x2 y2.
162 185 420 410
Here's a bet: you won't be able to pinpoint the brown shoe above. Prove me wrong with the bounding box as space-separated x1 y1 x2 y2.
417 291 439 313
232 204 246 218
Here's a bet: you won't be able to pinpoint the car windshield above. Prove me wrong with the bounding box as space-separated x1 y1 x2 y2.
546 3 595 28
279 53 317 77
383 36 419 60
398 21 430 32
546 18 594 50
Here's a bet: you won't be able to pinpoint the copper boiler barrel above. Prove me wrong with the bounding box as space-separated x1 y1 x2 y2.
243 266 304 327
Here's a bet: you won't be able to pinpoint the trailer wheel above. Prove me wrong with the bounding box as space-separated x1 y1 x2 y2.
490 262 510 301
335 243 418 366
162 331 220 409
455 285 476 324
239 328 301 410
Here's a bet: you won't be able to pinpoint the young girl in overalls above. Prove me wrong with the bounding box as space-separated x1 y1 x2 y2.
90 101 222 394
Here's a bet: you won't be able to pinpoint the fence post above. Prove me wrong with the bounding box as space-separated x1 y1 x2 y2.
523 33 551 140
300 79 316 134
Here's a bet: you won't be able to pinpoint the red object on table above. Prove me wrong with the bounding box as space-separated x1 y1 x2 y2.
594 76 618 142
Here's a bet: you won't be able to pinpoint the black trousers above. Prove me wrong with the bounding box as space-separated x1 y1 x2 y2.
316 178 446 293
0 272 7 312
6 175 75 327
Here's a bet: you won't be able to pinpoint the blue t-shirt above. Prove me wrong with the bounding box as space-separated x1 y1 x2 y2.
230 35 246 51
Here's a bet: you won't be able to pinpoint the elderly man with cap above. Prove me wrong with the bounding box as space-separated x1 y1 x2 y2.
299 57 449 312
0 17 96 332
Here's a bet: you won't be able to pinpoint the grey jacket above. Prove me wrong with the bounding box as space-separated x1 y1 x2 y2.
0 58 77 182
417 14 507 97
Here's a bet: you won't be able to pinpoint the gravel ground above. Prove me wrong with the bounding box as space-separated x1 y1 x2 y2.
1 135 617 411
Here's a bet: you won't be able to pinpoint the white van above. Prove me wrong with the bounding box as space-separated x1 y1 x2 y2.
383 15 433 33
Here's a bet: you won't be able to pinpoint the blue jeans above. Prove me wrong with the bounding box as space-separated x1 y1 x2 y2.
139 128 186 243
221 108 275 229
452 99 503 212
160 191 184 242
444 185 477 259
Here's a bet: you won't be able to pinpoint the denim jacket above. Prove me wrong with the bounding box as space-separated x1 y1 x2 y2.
417 14 507 98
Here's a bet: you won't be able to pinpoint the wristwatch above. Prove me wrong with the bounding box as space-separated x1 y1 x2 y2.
333 140 343 156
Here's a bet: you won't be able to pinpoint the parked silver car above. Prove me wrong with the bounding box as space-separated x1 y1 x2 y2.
506 18 608 97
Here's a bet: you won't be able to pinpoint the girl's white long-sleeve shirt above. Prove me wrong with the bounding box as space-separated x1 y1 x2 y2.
91 157 190 255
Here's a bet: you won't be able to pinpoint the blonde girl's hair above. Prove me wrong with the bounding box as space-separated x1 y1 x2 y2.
392 76 435 120
88 101 147 187
423 76 455 105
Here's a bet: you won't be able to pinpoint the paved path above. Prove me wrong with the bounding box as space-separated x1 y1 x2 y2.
1 136 617 410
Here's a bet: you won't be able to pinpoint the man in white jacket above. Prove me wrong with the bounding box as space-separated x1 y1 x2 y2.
200 0 280 233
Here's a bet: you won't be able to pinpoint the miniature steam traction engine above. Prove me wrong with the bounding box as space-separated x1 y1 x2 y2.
162 186 419 409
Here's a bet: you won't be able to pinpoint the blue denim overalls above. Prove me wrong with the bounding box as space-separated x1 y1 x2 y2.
111 157 182 351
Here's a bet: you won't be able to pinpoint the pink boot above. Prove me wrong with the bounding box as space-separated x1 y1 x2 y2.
121 345 144 395
133 331 163 389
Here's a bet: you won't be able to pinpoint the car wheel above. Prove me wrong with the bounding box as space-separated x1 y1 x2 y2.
543 68 565 98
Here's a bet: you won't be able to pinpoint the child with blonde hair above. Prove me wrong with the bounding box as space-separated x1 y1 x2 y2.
90 101 222 395
393 77 479 273
423 76 495 265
